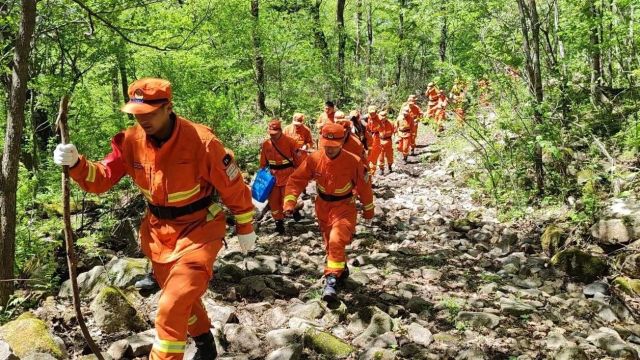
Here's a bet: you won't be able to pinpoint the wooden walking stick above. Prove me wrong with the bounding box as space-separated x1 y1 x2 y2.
56 96 105 360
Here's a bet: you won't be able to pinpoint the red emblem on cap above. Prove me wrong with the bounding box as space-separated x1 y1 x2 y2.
133 89 144 100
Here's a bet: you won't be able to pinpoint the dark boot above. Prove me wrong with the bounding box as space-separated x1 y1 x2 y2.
292 210 302 222
322 275 339 302
134 272 159 292
403 155 409 164
378 167 384 175
388 164 393 173
193 331 217 360
275 220 285 235
339 266 350 281
411 148 416 155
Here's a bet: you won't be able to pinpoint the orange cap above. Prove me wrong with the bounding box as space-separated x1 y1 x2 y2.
268 119 282 134
320 123 345 147
121 78 172 114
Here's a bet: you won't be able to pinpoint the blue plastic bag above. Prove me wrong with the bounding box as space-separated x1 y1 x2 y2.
251 167 276 202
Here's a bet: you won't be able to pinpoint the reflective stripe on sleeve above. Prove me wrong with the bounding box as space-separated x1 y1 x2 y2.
234 210 255 225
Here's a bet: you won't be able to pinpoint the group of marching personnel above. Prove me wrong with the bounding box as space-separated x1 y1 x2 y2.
51 77 468 359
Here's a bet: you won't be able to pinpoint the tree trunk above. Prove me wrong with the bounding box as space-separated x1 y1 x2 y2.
0 0 37 306
309 0 330 62
516 0 545 195
589 0 604 106
367 1 373 78
355 0 362 67
251 0 268 114
396 0 405 87
439 0 448 62
336 0 346 104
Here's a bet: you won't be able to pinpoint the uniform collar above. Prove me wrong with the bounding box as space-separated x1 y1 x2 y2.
149 113 177 148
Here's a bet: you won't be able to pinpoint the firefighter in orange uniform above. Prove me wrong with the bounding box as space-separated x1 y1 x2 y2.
396 107 413 163
425 82 439 119
332 111 367 165
260 119 307 234
283 123 374 302
365 105 383 174
316 100 336 133
434 90 449 131
53 78 256 360
376 110 395 175
283 113 314 150
407 95 423 155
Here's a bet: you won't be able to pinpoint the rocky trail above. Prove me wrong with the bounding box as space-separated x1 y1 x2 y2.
2 127 640 360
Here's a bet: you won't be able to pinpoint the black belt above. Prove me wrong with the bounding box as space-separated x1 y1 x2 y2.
317 191 352 202
400 129 411 133
381 136 392 140
148 196 212 219
270 163 293 170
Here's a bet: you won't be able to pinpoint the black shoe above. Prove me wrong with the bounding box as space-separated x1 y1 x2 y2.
388 164 393 173
292 210 302 222
339 266 350 281
193 331 217 360
411 149 416 155
322 275 339 302
275 220 285 235
403 156 408 164
134 273 159 292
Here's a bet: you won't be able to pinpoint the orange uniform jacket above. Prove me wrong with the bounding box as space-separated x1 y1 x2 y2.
259 134 306 187
397 115 413 138
283 150 374 221
426 88 439 118
366 113 383 136
379 120 396 141
69 116 255 263
283 124 313 149
409 103 423 122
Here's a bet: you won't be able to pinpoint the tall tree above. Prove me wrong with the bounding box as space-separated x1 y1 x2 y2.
439 0 447 62
516 0 545 194
366 1 373 78
355 0 362 67
309 0 330 62
588 0 604 107
0 0 37 306
336 0 346 104
396 0 406 86
251 0 268 114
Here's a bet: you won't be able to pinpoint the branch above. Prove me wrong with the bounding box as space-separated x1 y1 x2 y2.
68 0 181 51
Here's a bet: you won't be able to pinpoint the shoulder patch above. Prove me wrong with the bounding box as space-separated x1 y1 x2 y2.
222 153 233 167
226 163 240 180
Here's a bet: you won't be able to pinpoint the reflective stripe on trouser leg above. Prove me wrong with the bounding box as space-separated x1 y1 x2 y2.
324 223 353 277
187 299 211 337
150 242 220 360
269 185 285 220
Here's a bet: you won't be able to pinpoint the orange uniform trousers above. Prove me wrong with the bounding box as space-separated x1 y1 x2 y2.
397 133 411 157
269 185 285 220
367 134 382 173
377 137 394 168
150 240 221 360
317 197 357 277
410 123 418 150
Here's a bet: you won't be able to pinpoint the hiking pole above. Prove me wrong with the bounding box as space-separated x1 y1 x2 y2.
56 96 105 360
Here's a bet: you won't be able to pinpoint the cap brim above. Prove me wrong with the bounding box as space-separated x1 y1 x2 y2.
268 129 282 134
293 120 303 125
121 102 163 115
320 138 343 147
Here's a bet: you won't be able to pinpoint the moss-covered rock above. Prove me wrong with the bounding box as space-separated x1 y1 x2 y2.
106 257 150 289
550 247 608 282
541 224 564 257
90 286 147 334
59 265 108 299
0 312 66 359
304 328 354 358
613 276 640 296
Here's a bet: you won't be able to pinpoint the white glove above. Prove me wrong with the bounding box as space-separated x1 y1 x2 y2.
238 232 257 254
53 143 79 167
